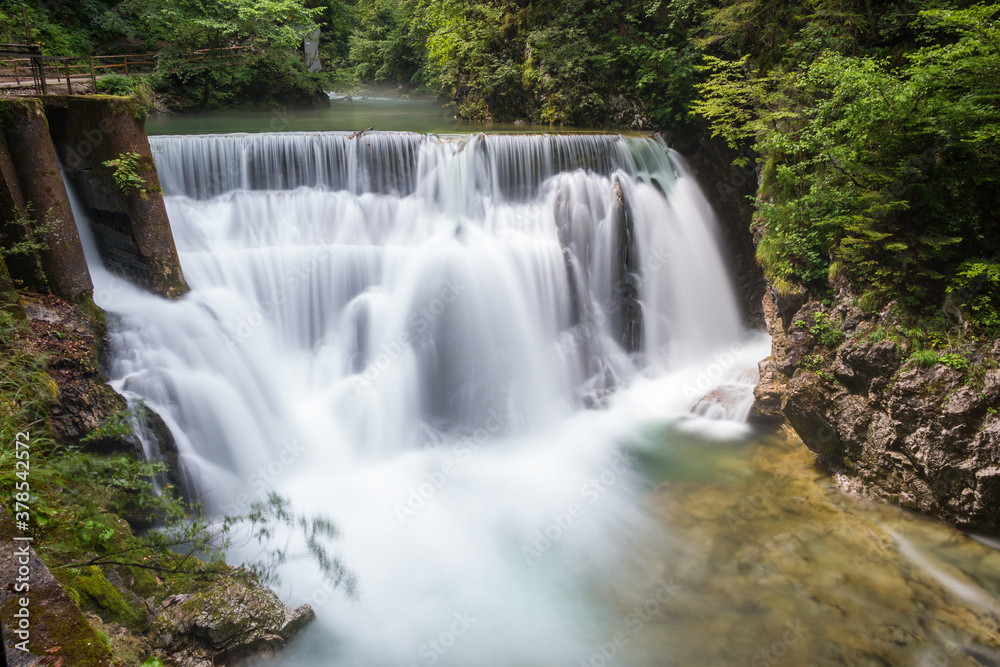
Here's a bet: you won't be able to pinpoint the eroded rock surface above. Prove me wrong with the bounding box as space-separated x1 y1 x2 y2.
752 288 1000 533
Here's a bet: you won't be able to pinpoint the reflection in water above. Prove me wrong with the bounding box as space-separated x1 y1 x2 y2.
146 96 596 136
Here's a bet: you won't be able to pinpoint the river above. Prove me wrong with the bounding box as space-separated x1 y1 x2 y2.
76 100 1000 666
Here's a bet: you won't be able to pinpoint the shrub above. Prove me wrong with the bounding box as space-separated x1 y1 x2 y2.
801 354 826 371
809 312 845 347
96 72 135 96
102 152 147 197
948 260 1000 335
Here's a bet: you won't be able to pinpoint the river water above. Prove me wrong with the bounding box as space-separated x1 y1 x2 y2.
77 102 1000 666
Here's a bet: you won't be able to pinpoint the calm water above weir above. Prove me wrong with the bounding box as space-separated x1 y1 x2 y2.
147 95 568 136
75 105 1000 666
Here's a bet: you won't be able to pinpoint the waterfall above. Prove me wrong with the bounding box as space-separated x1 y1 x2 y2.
82 131 768 666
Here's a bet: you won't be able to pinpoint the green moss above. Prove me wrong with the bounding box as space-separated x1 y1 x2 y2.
128 564 160 598
0 584 112 663
62 565 149 632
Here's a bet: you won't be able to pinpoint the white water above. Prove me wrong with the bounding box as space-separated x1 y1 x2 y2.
80 131 767 666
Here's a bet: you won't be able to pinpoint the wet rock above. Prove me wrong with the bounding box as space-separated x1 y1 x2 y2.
751 287 1000 533
149 573 315 665
610 177 642 353
750 293 790 425
783 372 844 458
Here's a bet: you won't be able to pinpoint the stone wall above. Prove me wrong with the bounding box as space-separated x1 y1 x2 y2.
44 96 188 298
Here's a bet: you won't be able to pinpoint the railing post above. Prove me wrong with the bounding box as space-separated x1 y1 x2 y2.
63 59 73 94
89 56 96 92
13 59 19 84
124 54 128 75
36 58 46 95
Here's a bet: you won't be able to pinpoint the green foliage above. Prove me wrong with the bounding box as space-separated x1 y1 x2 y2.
347 0 706 126
0 305 356 606
948 260 1000 334
866 326 887 343
2 202 57 261
697 3 1000 320
96 73 156 119
911 349 939 368
80 408 134 444
135 0 330 109
103 152 147 197
15 0 335 110
938 352 970 372
801 311 845 347
96 72 138 96
802 353 827 371
349 0 426 86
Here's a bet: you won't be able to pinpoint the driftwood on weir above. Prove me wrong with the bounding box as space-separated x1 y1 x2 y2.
348 127 374 139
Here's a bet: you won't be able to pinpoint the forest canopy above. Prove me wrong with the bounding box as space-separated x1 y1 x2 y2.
2 0 997 323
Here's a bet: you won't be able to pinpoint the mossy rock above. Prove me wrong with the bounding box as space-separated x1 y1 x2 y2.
61 565 149 633
152 569 315 662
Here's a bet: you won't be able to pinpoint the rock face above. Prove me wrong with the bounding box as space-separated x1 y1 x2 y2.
0 507 114 667
44 95 189 299
147 575 315 667
1 293 315 666
611 177 643 353
753 287 1000 533
0 98 93 301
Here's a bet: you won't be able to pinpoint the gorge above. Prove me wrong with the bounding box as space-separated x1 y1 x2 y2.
77 126 1000 665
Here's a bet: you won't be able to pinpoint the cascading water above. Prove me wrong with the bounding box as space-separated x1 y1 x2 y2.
82 131 769 666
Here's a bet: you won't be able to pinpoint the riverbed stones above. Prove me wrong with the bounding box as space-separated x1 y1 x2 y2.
625 432 1000 667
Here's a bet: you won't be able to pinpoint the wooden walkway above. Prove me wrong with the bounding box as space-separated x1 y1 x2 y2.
0 45 247 95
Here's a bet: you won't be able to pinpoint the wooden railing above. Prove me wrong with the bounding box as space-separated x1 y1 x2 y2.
0 47 249 94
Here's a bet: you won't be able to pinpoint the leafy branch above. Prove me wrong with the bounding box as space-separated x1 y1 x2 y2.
103 151 148 197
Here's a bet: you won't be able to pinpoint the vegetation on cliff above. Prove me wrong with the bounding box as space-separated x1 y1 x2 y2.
697 4 1000 334
0 292 354 662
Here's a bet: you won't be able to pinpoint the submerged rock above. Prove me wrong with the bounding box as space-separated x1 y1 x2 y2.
622 431 1000 667
611 177 643 354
